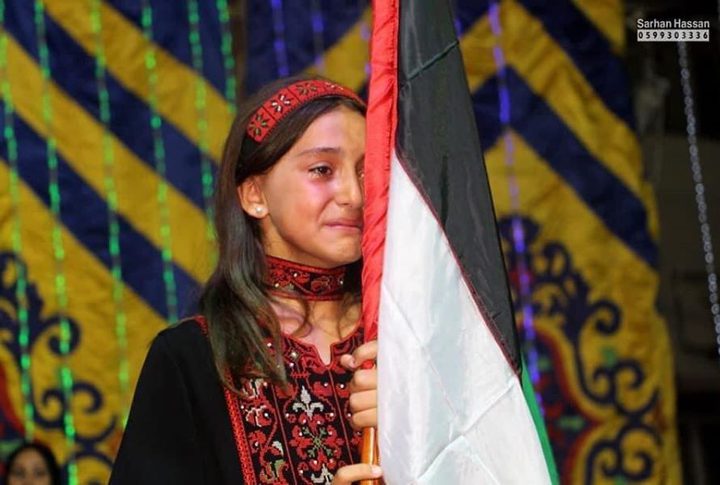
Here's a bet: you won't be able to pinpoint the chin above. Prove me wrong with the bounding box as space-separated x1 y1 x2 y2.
285 233 361 268
322 245 361 267
317 236 361 266
324 252 361 268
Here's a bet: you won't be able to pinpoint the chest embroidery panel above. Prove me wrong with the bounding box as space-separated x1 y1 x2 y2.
228 331 364 485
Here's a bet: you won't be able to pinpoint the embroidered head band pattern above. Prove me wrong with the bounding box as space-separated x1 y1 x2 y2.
246 80 365 143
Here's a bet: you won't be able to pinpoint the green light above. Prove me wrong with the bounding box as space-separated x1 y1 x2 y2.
0 0 34 440
185 0 217 260
215 0 237 112
140 0 178 323
33 1 77 482
90 0 131 426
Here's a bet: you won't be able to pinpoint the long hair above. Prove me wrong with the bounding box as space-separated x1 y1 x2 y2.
199 75 365 387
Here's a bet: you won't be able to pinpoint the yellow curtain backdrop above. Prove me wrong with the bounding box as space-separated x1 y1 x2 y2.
0 0 679 483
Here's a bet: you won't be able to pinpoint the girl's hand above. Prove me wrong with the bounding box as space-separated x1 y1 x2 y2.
340 340 377 430
331 463 383 484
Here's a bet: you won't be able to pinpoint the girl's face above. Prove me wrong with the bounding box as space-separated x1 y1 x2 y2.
7 449 51 485
240 105 365 268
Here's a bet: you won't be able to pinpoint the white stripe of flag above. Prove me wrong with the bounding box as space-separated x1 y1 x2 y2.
377 151 552 484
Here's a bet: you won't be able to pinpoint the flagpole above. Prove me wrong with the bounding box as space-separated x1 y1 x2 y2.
359 427 379 485
359 359 379 485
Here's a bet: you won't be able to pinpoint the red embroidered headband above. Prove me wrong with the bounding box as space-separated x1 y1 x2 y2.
246 79 365 143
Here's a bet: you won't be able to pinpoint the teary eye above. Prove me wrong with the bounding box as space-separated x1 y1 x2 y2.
309 165 333 177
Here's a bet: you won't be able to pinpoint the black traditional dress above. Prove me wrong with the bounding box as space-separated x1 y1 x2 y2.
110 317 364 484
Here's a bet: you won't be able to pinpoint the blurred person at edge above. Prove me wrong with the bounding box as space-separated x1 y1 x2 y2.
3 442 61 485
110 76 381 485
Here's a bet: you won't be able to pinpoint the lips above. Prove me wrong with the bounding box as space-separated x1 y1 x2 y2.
325 219 363 230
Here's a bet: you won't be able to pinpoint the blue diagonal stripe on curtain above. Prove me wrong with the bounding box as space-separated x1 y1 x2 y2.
453 3 488 34
245 0 367 93
0 103 201 320
518 0 635 129
3 2 212 210
472 71 657 268
455 1 633 131
106 0 229 97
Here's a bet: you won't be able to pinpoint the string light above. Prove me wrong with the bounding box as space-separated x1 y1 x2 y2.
185 0 216 261
677 41 720 360
309 0 325 73
359 0 370 77
269 0 290 77
0 0 34 441
487 1 543 404
33 1 77 481
215 0 237 110
140 0 178 323
89 0 130 426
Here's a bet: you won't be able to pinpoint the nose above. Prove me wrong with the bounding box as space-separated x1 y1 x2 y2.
336 169 364 209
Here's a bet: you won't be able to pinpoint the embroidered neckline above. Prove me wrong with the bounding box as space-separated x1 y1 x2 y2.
279 320 363 368
265 255 346 301
192 317 363 484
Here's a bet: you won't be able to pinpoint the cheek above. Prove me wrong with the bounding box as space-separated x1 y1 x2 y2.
300 184 334 210
272 183 333 223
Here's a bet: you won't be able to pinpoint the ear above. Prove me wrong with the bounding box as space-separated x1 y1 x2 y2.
237 176 268 219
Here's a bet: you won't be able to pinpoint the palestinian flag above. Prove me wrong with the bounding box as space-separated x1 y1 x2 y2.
361 0 558 482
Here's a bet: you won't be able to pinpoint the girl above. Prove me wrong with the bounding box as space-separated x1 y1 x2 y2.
110 76 381 485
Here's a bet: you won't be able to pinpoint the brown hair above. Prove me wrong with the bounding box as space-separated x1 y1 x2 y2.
199 75 365 387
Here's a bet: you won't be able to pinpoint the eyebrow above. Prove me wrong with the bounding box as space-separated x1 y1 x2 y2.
295 146 343 158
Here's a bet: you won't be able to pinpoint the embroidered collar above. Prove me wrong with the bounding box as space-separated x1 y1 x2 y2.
265 256 346 301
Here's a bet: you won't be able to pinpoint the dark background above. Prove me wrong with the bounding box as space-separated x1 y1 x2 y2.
626 1 720 483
